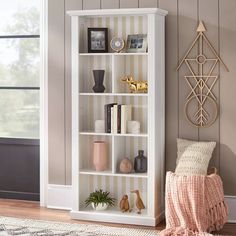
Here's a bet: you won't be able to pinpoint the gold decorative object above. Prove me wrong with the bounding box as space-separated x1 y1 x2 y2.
110 37 125 53
121 75 148 93
131 190 145 214
119 194 131 213
177 21 229 128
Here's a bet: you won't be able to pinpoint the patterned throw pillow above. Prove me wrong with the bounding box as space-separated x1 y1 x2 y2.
175 138 216 175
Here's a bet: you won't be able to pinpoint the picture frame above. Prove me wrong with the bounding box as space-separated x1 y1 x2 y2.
126 34 147 53
88 28 108 53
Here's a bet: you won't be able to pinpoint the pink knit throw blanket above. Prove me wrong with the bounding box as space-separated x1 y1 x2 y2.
160 172 228 236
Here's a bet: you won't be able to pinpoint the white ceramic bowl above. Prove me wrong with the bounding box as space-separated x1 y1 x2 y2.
91 203 108 211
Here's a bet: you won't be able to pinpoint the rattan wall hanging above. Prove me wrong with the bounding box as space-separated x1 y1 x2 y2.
177 21 229 128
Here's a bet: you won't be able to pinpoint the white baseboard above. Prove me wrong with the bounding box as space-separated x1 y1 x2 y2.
225 195 236 223
47 184 72 210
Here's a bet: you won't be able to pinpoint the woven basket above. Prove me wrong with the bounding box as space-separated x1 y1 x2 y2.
207 167 218 175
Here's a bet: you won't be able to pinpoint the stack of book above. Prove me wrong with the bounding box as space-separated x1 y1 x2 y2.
104 103 132 134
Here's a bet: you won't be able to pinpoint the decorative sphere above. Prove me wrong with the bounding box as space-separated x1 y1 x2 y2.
119 158 133 173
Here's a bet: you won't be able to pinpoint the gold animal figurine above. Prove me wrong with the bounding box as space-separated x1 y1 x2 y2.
119 194 131 213
131 190 145 214
121 75 148 93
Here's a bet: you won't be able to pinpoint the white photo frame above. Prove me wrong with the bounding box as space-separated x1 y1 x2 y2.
126 34 147 53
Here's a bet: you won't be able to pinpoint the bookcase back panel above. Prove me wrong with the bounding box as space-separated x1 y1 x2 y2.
114 55 148 93
79 16 148 53
79 96 147 133
79 135 112 171
79 175 147 212
114 136 147 173
79 55 112 93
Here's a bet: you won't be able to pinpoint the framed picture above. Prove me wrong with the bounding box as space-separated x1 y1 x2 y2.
88 28 108 53
126 34 147 53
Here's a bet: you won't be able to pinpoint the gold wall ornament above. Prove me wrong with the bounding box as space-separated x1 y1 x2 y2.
121 75 148 93
177 21 229 128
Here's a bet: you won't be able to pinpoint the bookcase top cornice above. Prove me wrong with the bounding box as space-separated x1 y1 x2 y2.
67 8 168 17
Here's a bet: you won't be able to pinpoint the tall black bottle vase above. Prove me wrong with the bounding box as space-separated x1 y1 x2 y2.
134 150 147 173
92 70 105 93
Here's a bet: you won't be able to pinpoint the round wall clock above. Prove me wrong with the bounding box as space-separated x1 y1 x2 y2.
110 37 125 53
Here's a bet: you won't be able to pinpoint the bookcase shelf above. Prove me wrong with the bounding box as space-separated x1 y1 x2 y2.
79 93 148 97
79 169 113 176
79 132 148 137
69 8 167 226
76 207 148 217
79 52 148 56
79 169 148 178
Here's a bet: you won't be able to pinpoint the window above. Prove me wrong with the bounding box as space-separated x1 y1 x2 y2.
0 0 40 138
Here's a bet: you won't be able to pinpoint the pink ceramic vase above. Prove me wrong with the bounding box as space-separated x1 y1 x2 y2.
93 141 108 171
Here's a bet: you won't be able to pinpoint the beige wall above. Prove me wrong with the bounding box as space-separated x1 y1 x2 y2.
48 0 236 195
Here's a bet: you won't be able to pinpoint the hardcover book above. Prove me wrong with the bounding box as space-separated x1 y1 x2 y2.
117 104 122 133
111 107 114 133
113 105 118 134
121 105 132 134
104 103 117 133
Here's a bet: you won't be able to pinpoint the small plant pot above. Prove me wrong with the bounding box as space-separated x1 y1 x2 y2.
91 203 108 211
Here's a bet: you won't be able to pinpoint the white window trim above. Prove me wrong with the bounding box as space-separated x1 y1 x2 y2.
40 0 48 207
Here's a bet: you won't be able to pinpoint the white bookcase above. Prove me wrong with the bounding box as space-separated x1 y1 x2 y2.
68 8 167 226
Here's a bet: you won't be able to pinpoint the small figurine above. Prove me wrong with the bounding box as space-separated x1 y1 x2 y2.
131 190 145 214
119 194 131 213
121 75 148 93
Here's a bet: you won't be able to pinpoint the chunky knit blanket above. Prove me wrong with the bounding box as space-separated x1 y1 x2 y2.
160 172 228 236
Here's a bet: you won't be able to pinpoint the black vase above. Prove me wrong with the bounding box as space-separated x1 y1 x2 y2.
134 150 147 173
92 70 105 93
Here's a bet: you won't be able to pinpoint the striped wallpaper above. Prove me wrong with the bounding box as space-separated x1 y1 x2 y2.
80 16 147 53
78 15 149 212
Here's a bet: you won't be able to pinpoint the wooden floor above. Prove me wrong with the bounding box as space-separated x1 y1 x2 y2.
0 199 235 235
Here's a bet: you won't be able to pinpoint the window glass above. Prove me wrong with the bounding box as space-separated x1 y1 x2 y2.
0 38 39 87
0 0 40 139
0 90 39 138
0 0 40 35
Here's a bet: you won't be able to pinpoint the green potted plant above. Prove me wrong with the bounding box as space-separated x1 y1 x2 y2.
85 189 115 211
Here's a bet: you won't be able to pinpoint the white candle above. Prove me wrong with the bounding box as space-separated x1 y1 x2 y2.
95 120 105 133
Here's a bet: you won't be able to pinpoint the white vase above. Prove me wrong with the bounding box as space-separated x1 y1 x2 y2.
91 202 108 211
